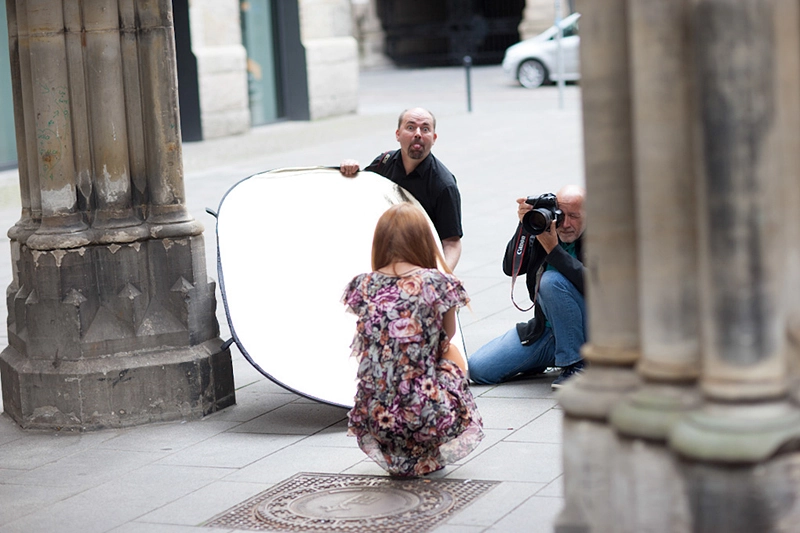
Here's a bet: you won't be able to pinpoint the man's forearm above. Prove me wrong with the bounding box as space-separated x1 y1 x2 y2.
442 237 462 271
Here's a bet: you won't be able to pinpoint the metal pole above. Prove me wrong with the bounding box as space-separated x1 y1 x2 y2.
463 55 472 112
555 0 564 109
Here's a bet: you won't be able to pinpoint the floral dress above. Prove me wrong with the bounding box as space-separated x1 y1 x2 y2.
342 268 484 477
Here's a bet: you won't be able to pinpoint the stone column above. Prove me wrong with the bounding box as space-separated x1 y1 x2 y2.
137 0 200 235
564 0 800 530
0 0 234 430
786 11 800 406
556 0 641 531
63 1 93 238
670 0 800 458
666 1 800 530
82 0 145 239
607 1 699 530
5 1 36 242
24 0 89 250
119 0 147 219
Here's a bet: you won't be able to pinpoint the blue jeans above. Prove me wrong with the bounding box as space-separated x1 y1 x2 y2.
468 270 586 385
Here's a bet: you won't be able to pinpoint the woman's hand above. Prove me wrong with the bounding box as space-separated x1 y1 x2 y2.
441 342 467 373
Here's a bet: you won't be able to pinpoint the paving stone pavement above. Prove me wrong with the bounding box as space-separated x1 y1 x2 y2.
0 65 584 533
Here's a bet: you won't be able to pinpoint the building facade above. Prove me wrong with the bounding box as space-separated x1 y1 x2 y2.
351 0 572 67
0 0 359 166
0 0 568 168
175 0 358 139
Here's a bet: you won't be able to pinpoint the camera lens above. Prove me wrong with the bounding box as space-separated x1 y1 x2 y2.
522 208 553 235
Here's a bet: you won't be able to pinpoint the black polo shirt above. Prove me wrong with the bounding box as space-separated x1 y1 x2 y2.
365 150 463 241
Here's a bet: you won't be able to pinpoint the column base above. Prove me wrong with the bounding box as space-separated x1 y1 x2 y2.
146 210 204 239
558 363 641 420
0 337 235 430
611 382 701 441
92 223 151 244
92 209 151 244
27 212 92 250
7 211 39 242
670 400 800 462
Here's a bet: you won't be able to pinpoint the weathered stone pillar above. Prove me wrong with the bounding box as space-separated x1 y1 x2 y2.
137 0 199 234
556 0 641 531
119 0 147 220
5 1 37 242
667 3 800 529
567 0 800 530
63 1 93 241
671 0 800 455
0 0 235 430
607 1 699 531
25 0 90 250
786 9 800 407
82 0 145 239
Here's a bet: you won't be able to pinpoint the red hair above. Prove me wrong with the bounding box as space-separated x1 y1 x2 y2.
371 203 451 274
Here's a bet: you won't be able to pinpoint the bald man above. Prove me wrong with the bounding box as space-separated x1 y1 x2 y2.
340 108 462 270
468 185 587 389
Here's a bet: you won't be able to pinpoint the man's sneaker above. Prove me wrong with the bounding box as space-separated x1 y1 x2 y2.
551 360 585 390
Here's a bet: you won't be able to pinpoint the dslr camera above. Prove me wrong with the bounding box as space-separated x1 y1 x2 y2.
523 193 564 235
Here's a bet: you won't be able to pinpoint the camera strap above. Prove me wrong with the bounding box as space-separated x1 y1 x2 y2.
510 226 535 312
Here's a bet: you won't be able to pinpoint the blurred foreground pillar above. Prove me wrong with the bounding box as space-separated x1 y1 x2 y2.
562 0 800 531
668 1 800 530
607 1 700 530
0 0 235 430
556 0 641 531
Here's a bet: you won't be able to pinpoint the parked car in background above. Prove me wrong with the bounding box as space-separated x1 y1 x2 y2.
502 12 581 88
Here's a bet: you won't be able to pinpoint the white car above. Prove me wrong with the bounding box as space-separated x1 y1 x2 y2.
502 12 581 88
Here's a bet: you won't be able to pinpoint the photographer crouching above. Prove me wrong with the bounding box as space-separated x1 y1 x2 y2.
468 185 587 389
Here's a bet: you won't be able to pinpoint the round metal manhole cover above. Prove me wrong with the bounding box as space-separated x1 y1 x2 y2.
203 473 498 533
282 487 423 519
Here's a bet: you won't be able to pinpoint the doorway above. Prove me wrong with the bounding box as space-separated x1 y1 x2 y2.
241 0 282 126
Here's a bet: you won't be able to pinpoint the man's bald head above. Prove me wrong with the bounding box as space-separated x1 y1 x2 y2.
556 185 586 243
397 108 437 131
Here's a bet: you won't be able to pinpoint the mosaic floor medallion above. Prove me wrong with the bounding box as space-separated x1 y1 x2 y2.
203 472 498 532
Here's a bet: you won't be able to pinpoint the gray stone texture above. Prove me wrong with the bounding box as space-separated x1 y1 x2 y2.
188 0 250 139
0 0 233 430
557 0 800 531
300 0 359 119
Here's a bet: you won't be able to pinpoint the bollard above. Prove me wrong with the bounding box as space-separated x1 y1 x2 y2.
463 55 473 112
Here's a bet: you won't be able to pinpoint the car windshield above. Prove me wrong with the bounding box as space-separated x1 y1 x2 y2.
546 14 580 41
549 21 578 40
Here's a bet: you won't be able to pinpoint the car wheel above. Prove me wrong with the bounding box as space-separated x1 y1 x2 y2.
518 59 548 88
